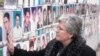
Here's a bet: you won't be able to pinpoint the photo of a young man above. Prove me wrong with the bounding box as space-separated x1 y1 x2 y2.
23 8 31 33
13 11 22 42
37 6 43 28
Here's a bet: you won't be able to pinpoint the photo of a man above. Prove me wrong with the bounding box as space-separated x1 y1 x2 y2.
52 6 56 23
47 6 52 24
23 8 31 33
29 33 36 51
37 6 43 28
31 7 37 31
3 12 11 36
41 35 46 49
43 6 50 26
60 6 63 16
13 11 22 42
3 12 11 56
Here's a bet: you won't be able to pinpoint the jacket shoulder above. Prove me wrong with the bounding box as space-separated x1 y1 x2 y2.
46 39 56 48
80 44 96 56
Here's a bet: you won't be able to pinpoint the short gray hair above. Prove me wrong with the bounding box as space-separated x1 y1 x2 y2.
58 14 82 36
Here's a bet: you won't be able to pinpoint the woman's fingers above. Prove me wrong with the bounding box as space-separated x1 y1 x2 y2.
7 33 14 55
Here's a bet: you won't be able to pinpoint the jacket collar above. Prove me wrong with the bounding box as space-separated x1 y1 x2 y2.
45 35 86 56
58 35 86 56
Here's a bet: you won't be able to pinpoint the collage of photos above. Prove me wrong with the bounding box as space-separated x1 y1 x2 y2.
30 30 56 51
2 0 81 9
0 0 99 56
78 4 99 39
0 9 57 53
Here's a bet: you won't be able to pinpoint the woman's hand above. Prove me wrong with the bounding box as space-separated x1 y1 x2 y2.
7 33 14 55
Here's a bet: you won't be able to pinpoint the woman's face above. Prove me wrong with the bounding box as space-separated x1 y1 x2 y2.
55 22 72 42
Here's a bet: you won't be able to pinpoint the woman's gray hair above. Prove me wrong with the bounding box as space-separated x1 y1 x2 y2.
58 14 82 36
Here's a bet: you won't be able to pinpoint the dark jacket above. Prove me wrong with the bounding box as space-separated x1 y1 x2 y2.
12 35 96 56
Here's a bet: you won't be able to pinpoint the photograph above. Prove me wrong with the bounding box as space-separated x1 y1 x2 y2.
81 4 87 15
52 6 56 23
52 0 55 4
65 4 69 14
3 11 13 56
31 7 37 31
59 0 64 5
75 3 84 15
41 34 47 49
22 41 29 51
50 31 54 40
29 34 37 51
34 0 38 6
0 0 4 9
56 6 60 21
55 0 59 4
37 6 43 28
68 4 76 14
36 37 41 50
60 5 64 16
46 32 50 43
23 8 31 33
43 0 52 4
37 28 42 36
43 5 48 26
23 0 30 7
3 11 12 39
30 0 35 7
17 0 23 8
13 11 23 42
64 0 67 4
67 0 76 4
47 6 52 24
38 0 42 5
4 0 17 9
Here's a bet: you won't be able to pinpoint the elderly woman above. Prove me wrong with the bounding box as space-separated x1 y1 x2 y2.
7 14 96 56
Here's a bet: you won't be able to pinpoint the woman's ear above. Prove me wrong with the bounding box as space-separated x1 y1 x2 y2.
69 34 73 39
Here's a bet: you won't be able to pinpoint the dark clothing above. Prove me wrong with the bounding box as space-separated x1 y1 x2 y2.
12 35 96 56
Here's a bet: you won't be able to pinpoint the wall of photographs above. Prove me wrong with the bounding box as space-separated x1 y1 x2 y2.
77 3 100 50
0 0 76 56
0 0 100 56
